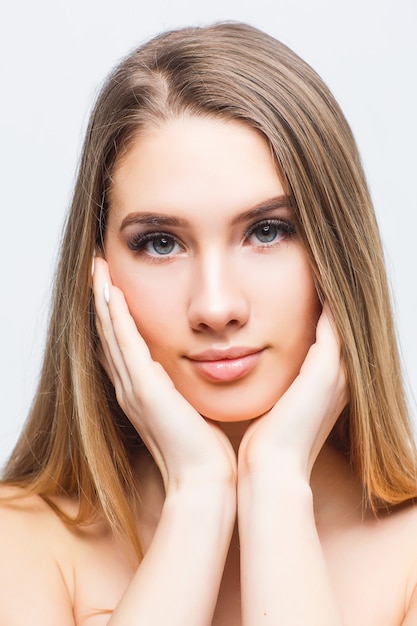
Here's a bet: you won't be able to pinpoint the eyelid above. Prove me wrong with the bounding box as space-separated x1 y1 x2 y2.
127 230 183 254
245 217 296 238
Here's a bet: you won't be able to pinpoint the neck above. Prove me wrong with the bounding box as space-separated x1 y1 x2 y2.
218 420 253 454
310 444 365 530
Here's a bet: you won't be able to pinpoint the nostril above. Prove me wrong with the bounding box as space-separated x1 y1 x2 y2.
199 319 241 330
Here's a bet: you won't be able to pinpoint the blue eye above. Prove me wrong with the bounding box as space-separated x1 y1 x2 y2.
247 219 296 246
149 235 176 255
127 232 180 256
253 222 279 243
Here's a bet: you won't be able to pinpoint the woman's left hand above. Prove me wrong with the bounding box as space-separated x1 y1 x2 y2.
238 305 349 481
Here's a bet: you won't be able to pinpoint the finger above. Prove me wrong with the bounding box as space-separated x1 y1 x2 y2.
95 328 118 384
93 259 165 418
92 257 131 388
104 283 162 397
315 304 342 352
300 304 344 383
93 297 118 383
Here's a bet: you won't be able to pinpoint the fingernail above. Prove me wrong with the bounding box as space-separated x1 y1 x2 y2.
91 249 97 279
103 283 110 304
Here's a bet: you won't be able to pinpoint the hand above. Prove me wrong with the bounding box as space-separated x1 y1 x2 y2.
92 257 236 494
238 305 349 480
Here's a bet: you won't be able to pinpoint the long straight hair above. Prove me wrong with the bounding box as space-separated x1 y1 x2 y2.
3 23 416 558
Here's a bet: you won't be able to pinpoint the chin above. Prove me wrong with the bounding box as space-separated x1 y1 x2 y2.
175 372 297 423
192 397 276 423
179 379 292 423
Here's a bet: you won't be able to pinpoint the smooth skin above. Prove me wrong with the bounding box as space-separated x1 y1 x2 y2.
1 116 417 625
104 117 321 425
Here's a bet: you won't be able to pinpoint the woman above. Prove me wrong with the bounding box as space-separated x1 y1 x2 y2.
1 22 416 625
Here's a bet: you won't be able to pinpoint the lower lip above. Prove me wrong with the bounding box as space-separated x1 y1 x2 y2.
188 351 263 382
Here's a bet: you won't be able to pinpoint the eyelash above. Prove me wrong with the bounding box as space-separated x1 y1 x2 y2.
126 218 296 258
245 219 296 246
127 231 182 257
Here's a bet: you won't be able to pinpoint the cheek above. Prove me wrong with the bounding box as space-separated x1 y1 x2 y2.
290 268 321 333
270 258 321 358
257 249 320 320
108 261 185 356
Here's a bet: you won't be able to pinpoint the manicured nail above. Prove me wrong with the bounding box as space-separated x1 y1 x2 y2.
103 283 110 304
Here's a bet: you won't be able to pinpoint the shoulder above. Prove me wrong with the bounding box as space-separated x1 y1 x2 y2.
385 500 417 561
386 502 417 623
361 501 417 580
0 485 131 624
373 501 417 618
0 484 70 534
378 500 417 553
321 481 417 623
0 483 78 533
0 484 76 624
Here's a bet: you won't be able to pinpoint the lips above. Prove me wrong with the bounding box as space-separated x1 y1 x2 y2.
186 347 264 382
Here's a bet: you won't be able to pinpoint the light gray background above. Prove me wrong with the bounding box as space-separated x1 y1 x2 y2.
1 0 416 468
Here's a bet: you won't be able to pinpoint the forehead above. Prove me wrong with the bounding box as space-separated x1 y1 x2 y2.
109 115 285 222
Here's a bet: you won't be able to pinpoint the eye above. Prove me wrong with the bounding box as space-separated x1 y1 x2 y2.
246 219 296 246
149 235 176 255
127 232 181 257
252 222 280 243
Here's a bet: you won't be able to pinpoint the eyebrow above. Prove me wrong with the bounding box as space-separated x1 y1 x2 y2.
120 213 188 231
231 196 289 225
119 195 289 232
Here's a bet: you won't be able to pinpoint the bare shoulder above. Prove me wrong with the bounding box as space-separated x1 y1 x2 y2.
0 485 135 624
0 484 76 625
0 483 76 542
376 499 417 562
325 496 417 624
0 483 78 536
376 501 417 622
382 500 417 579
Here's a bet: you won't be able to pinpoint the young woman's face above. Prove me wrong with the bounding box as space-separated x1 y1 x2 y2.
105 116 321 422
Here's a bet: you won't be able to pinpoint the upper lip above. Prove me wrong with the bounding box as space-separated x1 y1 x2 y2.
185 347 264 361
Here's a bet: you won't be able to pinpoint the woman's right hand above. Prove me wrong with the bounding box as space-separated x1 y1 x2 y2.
93 258 236 626
92 257 236 495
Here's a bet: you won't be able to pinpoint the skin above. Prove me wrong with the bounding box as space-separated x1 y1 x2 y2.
1 115 417 625
104 115 321 425
96 116 347 624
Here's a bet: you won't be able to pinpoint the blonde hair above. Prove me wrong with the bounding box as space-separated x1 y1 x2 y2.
2 22 416 558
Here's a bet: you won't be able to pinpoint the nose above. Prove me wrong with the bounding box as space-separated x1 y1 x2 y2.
187 250 250 334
